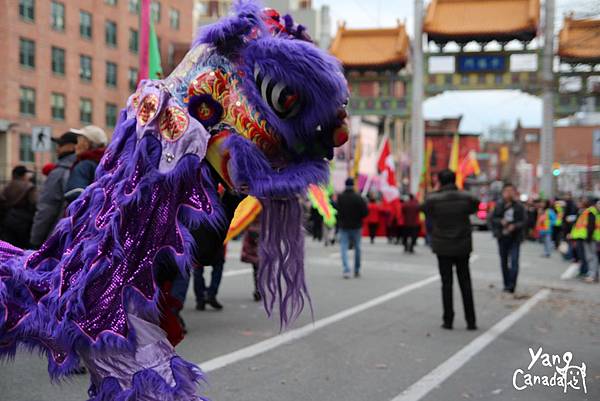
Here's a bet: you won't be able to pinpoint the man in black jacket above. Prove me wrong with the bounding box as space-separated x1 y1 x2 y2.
337 178 368 278
490 183 526 293
422 169 479 330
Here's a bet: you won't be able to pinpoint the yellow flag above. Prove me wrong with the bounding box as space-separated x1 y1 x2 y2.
449 133 459 171
352 136 362 179
499 146 509 163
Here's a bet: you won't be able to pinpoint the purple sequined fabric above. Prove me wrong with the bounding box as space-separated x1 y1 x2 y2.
0 241 24 260
0 83 221 378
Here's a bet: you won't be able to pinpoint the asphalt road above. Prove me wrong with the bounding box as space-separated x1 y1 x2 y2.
0 232 598 401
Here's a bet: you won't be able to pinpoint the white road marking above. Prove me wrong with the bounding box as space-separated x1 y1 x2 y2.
560 263 580 280
390 288 551 401
198 275 439 373
222 268 252 277
469 254 479 263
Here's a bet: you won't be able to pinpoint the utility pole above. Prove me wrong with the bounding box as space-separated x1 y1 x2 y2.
410 0 425 195
540 0 555 198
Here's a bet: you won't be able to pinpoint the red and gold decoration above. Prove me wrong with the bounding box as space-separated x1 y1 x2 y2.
159 106 189 142
187 69 281 158
137 94 159 126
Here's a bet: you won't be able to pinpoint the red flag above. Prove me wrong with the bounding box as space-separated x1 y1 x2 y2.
376 137 399 201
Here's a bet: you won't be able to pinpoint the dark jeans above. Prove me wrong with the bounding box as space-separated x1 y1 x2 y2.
403 226 419 252
575 240 588 276
171 262 224 307
436 254 476 327
498 237 520 291
194 262 224 302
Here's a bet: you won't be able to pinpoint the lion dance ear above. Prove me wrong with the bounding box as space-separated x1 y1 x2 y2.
193 0 266 56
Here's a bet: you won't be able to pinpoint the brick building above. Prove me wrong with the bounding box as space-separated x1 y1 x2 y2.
0 0 193 180
513 122 600 168
425 116 481 177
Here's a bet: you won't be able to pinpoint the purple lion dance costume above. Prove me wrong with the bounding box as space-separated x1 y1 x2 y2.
0 1 349 400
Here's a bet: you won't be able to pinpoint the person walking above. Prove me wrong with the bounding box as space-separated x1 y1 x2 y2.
0 166 37 249
30 132 78 248
536 200 557 258
64 125 107 203
552 200 565 249
241 216 263 301
570 198 600 283
402 194 420 253
390 196 404 245
337 178 368 279
422 169 479 330
366 194 380 244
194 247 226 310
491 183 526 293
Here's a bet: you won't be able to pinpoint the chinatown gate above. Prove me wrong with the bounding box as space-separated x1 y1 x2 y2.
331 0 600 198
416 0 600 197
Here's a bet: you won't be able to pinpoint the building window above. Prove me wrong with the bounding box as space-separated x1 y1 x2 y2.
106 62 118 87
128 0 139 13
169 8 180 30
80 55 92 81
51 47 65 75
51 93 65 120
19 0 35 21
106 103 118 127
152 1 161 22
128 67 138 91
80 11 92 39
80 98 93 123
19 134 34 163
51 1 65 31
129 28 138 53
105 0 117 5
19 86 36 116
19 38 35 68
105 20 117 47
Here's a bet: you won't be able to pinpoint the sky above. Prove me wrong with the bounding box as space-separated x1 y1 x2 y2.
313 0 598 134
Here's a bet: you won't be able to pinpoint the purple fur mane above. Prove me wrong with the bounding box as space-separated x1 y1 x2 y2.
190 0 348 326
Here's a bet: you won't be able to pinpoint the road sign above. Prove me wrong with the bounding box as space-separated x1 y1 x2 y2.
31 126 52 152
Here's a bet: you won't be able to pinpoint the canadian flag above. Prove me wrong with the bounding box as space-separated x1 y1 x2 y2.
377 137 399 201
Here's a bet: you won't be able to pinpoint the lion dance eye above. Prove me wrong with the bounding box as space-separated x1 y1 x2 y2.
254 64 301 119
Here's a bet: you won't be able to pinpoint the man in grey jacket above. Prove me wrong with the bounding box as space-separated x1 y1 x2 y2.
30 132 78 248
422 169 479 331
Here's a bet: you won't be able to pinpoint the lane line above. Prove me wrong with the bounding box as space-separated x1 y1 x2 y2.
390 288 551 401
198 275 439 373
222 268 252 277
560 263 579 280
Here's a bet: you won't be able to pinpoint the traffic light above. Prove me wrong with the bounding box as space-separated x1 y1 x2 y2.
552 162 561 176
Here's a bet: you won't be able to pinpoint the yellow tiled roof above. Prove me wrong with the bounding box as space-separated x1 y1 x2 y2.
424 0 540 42
558 16 600 62
329 24 409 68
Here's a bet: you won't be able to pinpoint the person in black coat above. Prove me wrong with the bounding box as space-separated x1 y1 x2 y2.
422 169 479 330
336 178 368 278
490 183 526 293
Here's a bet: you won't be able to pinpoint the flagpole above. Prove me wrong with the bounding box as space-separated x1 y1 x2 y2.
139 0 151 81
362 132 389 197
